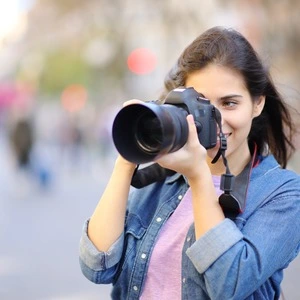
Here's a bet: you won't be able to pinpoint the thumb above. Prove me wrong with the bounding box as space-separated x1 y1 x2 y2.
187 114 197 134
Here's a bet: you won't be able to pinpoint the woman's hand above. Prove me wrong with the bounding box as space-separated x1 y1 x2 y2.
122 99 144 107
155 114 208 180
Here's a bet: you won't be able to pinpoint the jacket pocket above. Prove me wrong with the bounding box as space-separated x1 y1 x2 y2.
113 213 147 283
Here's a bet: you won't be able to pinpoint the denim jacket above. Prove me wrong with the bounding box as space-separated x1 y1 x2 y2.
79 155 300 300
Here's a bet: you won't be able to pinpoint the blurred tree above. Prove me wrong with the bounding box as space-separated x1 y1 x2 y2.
1 0 300 111
39 50 89 95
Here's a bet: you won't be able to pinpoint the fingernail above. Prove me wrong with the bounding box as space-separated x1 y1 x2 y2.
188 114 194 123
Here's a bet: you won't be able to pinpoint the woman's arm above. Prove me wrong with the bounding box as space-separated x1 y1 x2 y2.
188 165 225 239
156 114 225 239
87 156 136 251
186 175 300 299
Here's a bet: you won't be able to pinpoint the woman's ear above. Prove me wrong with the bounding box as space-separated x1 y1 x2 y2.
253 96 265 118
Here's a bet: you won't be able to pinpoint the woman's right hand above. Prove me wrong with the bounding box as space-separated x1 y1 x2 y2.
122 99 144 107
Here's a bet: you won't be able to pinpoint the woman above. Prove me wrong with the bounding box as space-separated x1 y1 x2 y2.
79 26 300 299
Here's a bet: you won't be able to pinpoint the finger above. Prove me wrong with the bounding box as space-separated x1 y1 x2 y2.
122 99 144 107
186 114 198 137
186 114 204 150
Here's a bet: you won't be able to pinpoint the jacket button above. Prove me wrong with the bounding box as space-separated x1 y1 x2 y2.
141 253 147 259
178 195 183 200
133 286 138 291
156 217 162 222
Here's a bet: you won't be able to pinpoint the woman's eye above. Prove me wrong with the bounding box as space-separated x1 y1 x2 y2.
223 101 237 108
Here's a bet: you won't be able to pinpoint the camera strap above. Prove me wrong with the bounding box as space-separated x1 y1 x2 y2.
211 107 256 219
218 149 256 219
131 163 176 188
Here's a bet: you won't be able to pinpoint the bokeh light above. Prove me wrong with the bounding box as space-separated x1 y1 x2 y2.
127 48 157 75
61 84 87 113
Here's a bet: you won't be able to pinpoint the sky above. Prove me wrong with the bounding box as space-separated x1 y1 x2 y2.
0 0 34 41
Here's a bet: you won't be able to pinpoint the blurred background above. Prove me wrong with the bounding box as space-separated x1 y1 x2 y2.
0 0 299 299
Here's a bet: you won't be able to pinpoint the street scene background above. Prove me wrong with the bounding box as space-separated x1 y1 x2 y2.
0 0 299 299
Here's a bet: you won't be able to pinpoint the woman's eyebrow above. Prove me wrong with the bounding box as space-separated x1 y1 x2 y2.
220 94 243 100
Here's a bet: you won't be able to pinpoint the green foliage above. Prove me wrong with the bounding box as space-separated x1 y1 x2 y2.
39 49 90 95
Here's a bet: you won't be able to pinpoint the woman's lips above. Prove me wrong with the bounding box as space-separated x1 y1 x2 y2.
217 133 231 140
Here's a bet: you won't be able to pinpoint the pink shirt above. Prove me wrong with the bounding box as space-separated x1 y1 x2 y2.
140 176 222 299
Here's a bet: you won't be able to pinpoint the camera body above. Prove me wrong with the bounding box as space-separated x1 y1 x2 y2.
163 87 217 149
112 87 218 164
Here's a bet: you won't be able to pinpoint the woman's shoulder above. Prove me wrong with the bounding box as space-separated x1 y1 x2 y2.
252 155 299 182
249 155 300 201
243 155 300 219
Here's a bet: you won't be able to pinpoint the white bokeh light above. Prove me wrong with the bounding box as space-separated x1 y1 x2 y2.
0 1 20 39
0 0 33 42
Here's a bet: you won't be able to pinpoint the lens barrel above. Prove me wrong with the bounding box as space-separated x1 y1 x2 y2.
112 102 188 164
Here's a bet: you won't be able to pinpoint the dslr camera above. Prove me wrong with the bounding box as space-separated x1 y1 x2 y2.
112 87 219 164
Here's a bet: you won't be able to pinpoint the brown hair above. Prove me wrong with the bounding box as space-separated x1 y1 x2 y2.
160 26 295 167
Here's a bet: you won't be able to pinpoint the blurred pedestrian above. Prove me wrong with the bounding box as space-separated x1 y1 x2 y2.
10 118 33 168
10 118 52 189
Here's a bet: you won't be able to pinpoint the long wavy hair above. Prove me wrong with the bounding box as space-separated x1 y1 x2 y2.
160 26 295 168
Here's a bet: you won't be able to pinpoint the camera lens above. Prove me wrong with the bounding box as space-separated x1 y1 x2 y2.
135 111 163 153
112 102 188 164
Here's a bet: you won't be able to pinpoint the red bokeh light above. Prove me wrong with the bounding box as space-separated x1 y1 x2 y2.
127 48 157 75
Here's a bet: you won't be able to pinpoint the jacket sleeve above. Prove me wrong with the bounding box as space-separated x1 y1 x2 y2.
79 219 124 284
186 182 300 299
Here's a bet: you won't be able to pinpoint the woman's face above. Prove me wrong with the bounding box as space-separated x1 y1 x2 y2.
185 64 265 164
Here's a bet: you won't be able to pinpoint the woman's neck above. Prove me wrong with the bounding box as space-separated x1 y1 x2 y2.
207 156 225 176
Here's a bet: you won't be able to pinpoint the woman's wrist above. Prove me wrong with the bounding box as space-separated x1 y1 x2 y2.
186 162 212 185
114 155 137 174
